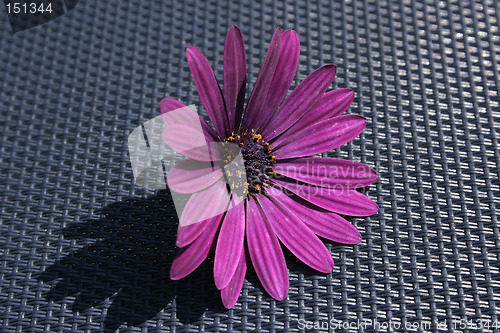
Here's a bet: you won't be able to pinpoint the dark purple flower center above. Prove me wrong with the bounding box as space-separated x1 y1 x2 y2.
223 130 276 195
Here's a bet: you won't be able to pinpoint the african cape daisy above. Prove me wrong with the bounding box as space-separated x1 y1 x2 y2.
161 26 378 309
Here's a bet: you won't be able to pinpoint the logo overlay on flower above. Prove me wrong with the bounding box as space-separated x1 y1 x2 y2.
128 26 379 309
128 104 247 225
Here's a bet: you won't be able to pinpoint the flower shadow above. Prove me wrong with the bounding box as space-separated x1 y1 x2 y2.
37 191 224 332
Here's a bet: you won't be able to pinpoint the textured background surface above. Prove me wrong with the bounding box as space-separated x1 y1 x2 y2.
1 0 499 332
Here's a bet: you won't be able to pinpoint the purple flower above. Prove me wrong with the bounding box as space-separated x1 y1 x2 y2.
161 26 378 308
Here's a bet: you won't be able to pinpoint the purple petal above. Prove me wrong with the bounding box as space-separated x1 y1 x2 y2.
275 158 378 189
246 196 289 301
179 179 231 227
187 47 230 138
160 97 186 113
170 212 223 280
220 247 247 309
224 26 247 131
262 64 337 140
250 30 300 131
160 98 219 142
241 28 282 130
266 185 361 244
162 125 223 161
167 160 223 193
160 97 187 118
272 178 379 216
272 114 366 159
286 88 354 134
176 212 224 248
214 199 246 289
258 193 334 273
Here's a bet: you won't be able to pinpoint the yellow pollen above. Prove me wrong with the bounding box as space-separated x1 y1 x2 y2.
236 170 242 175
228 136 234 141
236 135 241 139
272 155 276 160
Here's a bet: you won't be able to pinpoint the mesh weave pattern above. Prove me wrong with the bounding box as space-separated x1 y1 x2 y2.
0 0 499 331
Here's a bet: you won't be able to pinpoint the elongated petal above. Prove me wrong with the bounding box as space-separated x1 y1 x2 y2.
170 214 223 280
160 97 188 118
177 212 224 247
187 47 230 138
220 248 247 309
259 192 334 273
272 178 379 216
246 197 288 300
160 98 218 141
163 125 222 161
224 26 247 131
241 28 282 129
167 160 223 193
161 99 222 161
286 88 354 134
275 158 378 189
179 179 231 227
214 199 246 289
251 30 300 131
266 185 361 244
262 65 337 140
272 115 366 159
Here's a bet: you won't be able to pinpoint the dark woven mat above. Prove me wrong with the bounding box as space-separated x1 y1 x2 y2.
1 0 499 331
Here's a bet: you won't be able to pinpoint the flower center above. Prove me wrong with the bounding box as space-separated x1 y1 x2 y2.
223 130 276 195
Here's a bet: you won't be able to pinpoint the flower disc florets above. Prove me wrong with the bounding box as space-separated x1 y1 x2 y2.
223 130 276 195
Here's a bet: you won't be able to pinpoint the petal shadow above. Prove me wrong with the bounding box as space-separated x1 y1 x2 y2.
36 190 223 332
